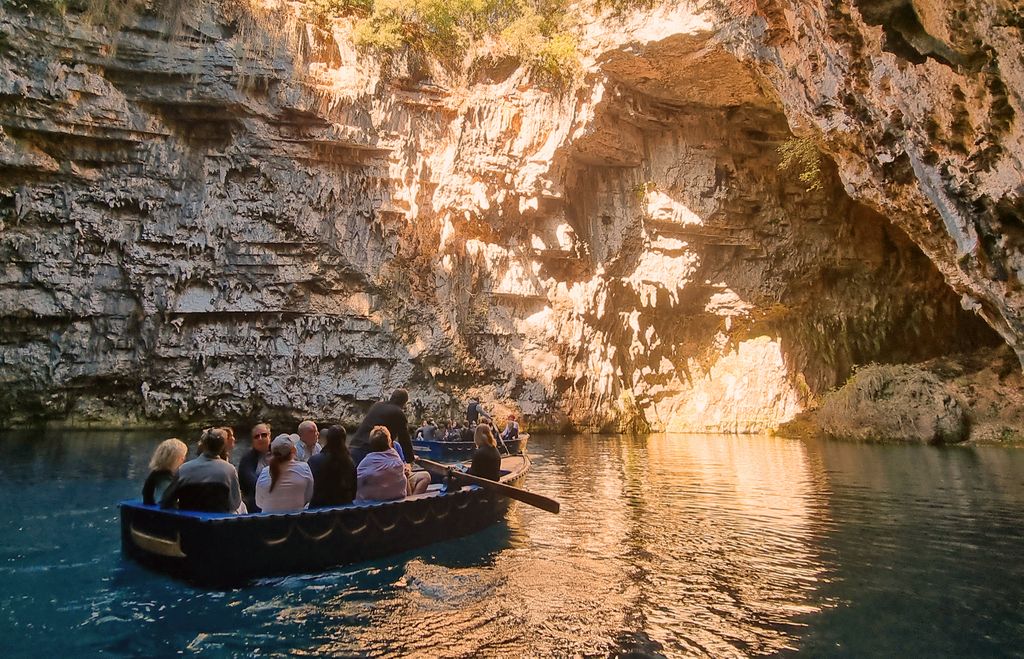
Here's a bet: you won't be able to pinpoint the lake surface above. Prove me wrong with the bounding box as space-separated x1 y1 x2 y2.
2 431 1023 657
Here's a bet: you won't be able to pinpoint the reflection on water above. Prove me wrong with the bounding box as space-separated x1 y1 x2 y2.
2 430 1024 657
511 435 833 657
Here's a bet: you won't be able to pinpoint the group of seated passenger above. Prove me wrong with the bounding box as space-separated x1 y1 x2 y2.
417 414 519 445
143 413 503 515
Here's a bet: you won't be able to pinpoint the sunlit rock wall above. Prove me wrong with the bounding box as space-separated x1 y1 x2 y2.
715 0 1024 362
0 1 1000 430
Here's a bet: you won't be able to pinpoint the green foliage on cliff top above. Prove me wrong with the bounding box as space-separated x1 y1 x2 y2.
21 0 580 86
777 136 824 192
311 0 579 85
352 0 492 58
532 31 578 83
498 3 578 85
304 0 374 27
594 0 658 14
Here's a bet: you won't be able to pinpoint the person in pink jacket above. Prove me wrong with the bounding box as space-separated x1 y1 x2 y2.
355 426 430 502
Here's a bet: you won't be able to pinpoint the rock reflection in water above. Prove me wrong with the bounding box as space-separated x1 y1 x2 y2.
531 434 832 656
307 434 830 657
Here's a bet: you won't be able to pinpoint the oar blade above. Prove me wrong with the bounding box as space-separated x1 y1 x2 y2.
416 457 560 514
490 484 559 514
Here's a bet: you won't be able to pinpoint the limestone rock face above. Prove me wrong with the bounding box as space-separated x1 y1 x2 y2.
816 364 968 443
0 2 1004 431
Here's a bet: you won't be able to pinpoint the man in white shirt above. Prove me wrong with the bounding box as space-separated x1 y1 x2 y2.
294 420 321 462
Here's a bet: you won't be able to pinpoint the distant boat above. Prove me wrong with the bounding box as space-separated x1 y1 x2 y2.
412 433 529 460
120 454 531 586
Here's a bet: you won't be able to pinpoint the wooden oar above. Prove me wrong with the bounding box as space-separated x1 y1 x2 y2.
496 431 512 456
416 457 560 514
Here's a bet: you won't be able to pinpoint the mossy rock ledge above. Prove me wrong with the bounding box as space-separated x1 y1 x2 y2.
817 364 968 444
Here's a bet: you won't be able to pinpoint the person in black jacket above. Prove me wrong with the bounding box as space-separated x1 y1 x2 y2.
467 424 501 482
348 389 414 467
309 425 357 507
238 423 271 513
466 397 481 424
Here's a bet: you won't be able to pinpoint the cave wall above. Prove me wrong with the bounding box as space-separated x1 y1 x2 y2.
0 1 1001 430
715 0 1024 361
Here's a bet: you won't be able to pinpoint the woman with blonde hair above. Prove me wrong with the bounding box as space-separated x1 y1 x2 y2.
143 438 188 505
468 423 501 482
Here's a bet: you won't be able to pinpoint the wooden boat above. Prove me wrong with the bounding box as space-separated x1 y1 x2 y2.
120 454 530 585
412 433 529 460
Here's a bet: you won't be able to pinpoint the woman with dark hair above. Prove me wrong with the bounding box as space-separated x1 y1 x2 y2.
308 425 357 507
255 434 314 513
160 428 243 513
195 426 236 460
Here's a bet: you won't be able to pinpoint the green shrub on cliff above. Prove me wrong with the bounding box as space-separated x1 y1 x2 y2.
304 0 374 27
348 0 578 84
352 0 515 59
533 32 577 82
595 0 658 14
631 180 655 201
351 0 408 50
499 4 577 85
777 136 824 192
499 6 546 55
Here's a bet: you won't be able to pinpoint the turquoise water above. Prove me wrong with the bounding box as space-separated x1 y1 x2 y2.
2 431 1024 657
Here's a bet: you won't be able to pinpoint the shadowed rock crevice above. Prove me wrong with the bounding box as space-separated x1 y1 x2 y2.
852 0 980 69
719 0 1024 371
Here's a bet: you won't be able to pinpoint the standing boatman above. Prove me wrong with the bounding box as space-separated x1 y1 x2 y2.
466 396 482 425
348 389 415 467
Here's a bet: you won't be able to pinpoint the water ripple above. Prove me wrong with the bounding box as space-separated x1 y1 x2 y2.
3 432 1024 657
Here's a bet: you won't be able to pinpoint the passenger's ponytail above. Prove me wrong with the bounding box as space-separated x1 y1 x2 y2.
267 434 294 492
268 454 284 492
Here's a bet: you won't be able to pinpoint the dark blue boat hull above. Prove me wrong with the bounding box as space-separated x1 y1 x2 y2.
121 455 529 585
412 434 528 460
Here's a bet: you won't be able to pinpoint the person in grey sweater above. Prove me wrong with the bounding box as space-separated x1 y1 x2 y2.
160 428 243 513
